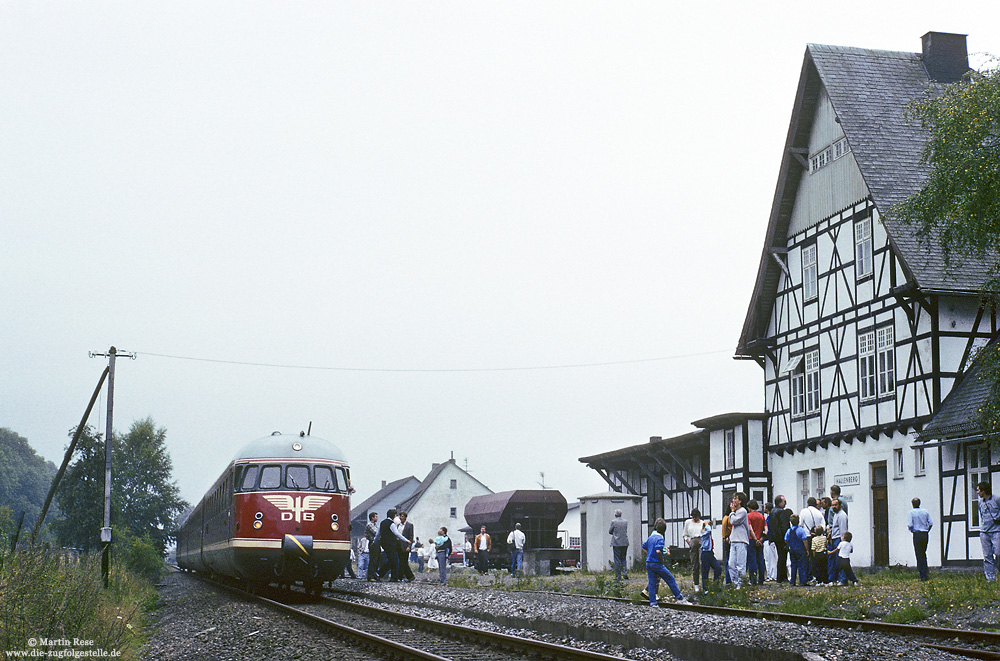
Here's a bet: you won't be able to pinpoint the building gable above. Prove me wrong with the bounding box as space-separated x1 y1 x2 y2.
738 32 990 360
397 459 493 543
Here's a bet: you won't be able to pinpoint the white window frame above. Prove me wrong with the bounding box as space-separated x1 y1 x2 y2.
799 470 810 510
893 448 904 479
812 468 825 500
834 137 851 159
859 330 877 401
791 360 806 417
855 217 873 279
915 447 926 477
802 244 818 301
970 445 991 530
877 326 895 396
810 140 848 173
805 349 821 414
724 429 736 471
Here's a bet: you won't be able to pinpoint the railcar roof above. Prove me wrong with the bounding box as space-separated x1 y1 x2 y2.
232 432 348 463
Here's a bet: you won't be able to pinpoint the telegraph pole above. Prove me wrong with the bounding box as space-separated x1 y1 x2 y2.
89 346 135 587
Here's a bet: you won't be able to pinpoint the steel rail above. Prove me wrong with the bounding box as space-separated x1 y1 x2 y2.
657 600 1000 647
925 645 1000 661
195 574 632 661
211 579 451 661
331 583 1000 658
316 593 632 661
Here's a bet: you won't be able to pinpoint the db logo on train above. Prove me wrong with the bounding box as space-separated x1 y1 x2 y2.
262 495 332 522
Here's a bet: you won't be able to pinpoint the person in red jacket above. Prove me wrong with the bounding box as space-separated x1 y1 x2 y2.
747 500 766 585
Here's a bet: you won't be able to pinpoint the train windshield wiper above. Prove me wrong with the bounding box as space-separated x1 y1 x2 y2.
288 475 302 490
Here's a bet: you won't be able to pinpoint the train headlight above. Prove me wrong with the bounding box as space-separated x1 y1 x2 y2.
253 521 263 530
330 514 339 522
255 512 263 520
330 523 339 531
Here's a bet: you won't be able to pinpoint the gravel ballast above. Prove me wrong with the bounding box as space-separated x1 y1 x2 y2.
144 569 969 661
332 574 971 661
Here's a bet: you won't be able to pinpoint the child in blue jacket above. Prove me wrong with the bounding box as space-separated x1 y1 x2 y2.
642 518 688 606
784 514 809 586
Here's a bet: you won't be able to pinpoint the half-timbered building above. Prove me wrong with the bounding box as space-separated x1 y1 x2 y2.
918 339 999 567
579 31 997 570
579 413 764 547
736 32 998 568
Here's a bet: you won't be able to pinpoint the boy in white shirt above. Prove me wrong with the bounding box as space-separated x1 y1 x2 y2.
828 531 859 586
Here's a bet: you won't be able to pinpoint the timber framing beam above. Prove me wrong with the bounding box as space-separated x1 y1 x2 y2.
589 464 641 496
630 458 666 497
644 450 692 494
662 447 711 493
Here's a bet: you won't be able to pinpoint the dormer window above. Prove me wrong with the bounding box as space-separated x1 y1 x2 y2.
810 147 832 172
809 138 850 173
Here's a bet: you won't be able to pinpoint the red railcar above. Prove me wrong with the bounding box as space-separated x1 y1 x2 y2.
177 432 351 591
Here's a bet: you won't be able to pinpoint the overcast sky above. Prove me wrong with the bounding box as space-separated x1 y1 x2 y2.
3 3 999 510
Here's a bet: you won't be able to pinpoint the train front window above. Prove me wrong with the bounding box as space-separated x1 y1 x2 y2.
259 465 282 489
286 465 310 490
315 466 338 492
240 465 259 491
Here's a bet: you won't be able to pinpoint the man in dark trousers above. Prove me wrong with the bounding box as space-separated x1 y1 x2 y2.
373 508 407 581
769 495 791 583
474 525 491 574
398 511 415 581
908 497 933 581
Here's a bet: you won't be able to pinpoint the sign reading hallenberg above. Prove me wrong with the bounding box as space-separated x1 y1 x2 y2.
834 473 861 487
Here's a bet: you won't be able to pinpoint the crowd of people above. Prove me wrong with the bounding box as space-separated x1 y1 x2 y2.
352 510 529 586
347 481 1000 604
614 485 923 607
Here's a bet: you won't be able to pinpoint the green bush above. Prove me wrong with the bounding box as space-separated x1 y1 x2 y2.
113 530 165 584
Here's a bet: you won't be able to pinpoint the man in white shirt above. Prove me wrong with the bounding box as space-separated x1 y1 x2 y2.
798 497 825 584
507 523 526 576
799 497 826 532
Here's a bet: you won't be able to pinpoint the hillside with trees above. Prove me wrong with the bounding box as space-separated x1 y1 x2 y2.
0 428 57 537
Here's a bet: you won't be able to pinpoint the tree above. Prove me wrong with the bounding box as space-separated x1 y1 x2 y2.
894 60 1000 271
53 426 106 552
894 59 1000 438
54 419 188 555
0 428 57 537
113 418 187 554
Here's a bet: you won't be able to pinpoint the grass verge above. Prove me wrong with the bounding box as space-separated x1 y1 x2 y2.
0 546 158 659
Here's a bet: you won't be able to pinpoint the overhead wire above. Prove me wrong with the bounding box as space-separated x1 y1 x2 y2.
135 349 733 373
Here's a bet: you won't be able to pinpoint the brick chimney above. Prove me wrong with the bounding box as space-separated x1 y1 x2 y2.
921 31 969 83
381 480 387 488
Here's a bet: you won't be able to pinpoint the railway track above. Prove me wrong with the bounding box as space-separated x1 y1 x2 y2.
331 582 1000 661
651 597 1000 660
199 575 634 661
